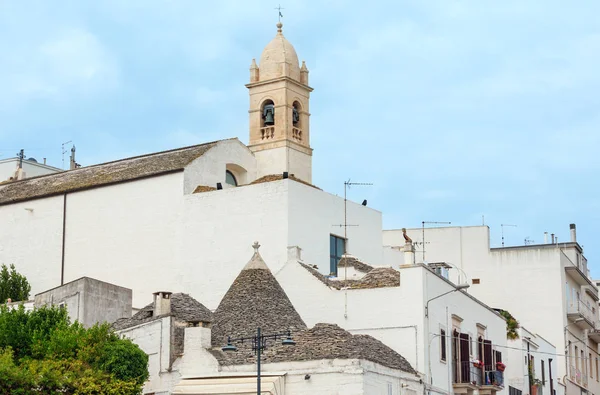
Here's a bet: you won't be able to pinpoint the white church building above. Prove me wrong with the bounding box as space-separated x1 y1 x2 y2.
0 22 513 395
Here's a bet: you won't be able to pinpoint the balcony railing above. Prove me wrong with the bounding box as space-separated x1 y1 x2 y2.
260 126 275 140
570 364 576 381
567 299 596 327
483 366 504 388
453 361 482 386
583 373 588 387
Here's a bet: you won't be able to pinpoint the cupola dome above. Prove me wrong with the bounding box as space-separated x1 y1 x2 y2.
259 22 300 82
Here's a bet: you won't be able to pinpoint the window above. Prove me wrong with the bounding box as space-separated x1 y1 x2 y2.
509 387 523 395
590 353 593 378
440 329 447 361
329 235 345 275
472 278 480 284
225 170 237 186
541 359 546 383
596 358 599 381
575 346 579 370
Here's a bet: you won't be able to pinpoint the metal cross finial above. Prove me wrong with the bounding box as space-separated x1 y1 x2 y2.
275 4 284 22
253 241 261 253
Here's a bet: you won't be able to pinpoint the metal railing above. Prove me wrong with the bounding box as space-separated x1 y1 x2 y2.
570 364 576 380
583 373 588 387
484 366 504 387
453 361 482 386
568 299 596 325
575 367 582 384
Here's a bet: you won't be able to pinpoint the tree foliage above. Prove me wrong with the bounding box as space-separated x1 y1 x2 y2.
499 309 520 340
0 264 31 303
0 305 149 394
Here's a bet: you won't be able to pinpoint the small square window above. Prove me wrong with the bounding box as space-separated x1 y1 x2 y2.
472 279 481 284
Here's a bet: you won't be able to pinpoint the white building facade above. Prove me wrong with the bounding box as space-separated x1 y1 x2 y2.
385 225 599 395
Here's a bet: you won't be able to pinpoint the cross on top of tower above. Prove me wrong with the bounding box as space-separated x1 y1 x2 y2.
275 4 284 22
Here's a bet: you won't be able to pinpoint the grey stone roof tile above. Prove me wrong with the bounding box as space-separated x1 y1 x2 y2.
0 140 226 205
212 323 416 374
113 293 212 331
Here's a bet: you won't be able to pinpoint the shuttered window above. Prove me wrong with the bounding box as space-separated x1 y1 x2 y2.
440 329 447 361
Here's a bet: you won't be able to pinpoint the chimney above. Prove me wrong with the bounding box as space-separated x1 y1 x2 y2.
152 291 172 317
402 228 415 265
287 245 302 261
570 224 577 243
69 145 77 170
544 232 548 244
43 158 47 165
551 233 555 244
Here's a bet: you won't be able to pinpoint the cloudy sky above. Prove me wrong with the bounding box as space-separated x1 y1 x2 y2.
1 1 599 273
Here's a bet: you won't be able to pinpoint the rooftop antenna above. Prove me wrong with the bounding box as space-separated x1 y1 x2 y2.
61 140 72 170
501 224 517 247
524 237 535 245
332 179 372 319
16 149 25 169
421 221 451 262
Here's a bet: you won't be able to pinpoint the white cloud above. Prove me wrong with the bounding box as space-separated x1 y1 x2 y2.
0 28 119 106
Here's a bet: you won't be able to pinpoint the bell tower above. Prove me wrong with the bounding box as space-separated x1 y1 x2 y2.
247 22 313 183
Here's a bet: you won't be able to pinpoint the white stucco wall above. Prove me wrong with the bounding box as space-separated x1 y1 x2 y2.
183 139 257 194
0 158 61 181
64 172 184 307
385 225 598 395
288 181 383 273
180 180 289 310
118 316 178 395
0 195 65 296
505 327 558 395
277 260 507 395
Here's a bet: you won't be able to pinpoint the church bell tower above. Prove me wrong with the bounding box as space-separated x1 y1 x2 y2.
247 22 313 183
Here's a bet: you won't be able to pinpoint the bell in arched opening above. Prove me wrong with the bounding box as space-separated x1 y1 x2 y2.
263 102 275 126
292 105 300 126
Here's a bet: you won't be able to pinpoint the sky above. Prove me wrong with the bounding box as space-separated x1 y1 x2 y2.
1 1 599 274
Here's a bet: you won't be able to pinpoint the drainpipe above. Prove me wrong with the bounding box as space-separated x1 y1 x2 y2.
61 193 67 285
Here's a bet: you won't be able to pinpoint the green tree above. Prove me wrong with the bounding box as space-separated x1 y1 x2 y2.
0 264 31 303
0 305 148 394
499 309 520 340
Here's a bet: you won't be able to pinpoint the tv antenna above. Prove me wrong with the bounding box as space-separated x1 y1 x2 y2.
332 179 372 278
421 221 451 262
501 224 517 247
524 237 535 245
61 140 72 170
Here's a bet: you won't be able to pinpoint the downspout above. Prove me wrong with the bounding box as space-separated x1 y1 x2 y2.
61 193 67 285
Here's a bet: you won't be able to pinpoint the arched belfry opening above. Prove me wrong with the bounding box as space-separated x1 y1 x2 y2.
262 100 275 127
246 22 314 183
292 101 302 142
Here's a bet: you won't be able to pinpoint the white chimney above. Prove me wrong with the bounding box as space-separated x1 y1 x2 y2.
402 228 415 265
570 224 577 243
551 233 555 244
287 246 302 261
544 232 548 244
153 291 172 317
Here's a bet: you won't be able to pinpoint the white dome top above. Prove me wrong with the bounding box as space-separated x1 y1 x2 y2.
259 23 300 82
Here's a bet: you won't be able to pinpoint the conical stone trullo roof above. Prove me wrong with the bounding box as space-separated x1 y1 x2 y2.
211 242 307 346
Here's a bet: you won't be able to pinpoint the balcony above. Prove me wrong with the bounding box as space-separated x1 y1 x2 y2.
589 329 600 343
585 285 599 301
565 263 594 288
567 299 596 329
452 361 480 394
479 368 504 395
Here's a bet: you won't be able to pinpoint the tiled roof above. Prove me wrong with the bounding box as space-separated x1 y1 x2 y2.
300 263 400 290
337 256 373 273
193 185 217 193
249 174 320 190
212 323 416 374
113 293 213 331
0 140 225 205
211 247 307 347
